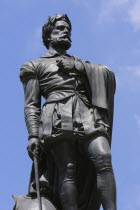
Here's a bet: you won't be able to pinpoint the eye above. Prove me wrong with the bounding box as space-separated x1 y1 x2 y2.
57 26 65 31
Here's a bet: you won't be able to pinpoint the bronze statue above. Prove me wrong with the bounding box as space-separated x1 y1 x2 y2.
18 14 116 210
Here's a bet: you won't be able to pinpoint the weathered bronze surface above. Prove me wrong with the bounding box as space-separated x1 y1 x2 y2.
16 14 117 210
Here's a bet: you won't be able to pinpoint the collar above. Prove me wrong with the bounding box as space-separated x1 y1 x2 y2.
41 49 71 58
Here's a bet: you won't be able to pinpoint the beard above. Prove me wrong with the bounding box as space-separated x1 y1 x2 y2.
50 37 71 50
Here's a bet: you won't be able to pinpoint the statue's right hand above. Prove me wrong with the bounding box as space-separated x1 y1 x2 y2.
27 138 40 160
56 59 74 72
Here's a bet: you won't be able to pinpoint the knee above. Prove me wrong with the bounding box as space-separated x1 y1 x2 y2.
94 152 113 173
64 163 76 180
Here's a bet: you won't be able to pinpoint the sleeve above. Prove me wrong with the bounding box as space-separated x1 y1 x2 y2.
20 61 41 139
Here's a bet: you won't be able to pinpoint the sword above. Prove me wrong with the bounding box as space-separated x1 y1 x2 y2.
33 155 42 210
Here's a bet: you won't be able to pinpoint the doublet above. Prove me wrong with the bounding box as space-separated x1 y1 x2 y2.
20 52 112 145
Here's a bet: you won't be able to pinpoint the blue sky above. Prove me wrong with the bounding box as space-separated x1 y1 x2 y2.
1 0 140 209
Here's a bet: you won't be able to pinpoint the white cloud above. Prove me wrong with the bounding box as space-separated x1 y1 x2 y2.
98 0 140 31
97 0 129 24
128 0 140 31
72 0 140 32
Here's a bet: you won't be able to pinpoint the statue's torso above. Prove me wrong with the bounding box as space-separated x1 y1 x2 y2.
34 56 97 142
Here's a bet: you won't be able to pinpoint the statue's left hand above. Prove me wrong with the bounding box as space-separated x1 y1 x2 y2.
56 59 75 72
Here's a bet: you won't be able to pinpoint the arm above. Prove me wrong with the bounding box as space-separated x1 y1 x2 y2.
20 61 41 157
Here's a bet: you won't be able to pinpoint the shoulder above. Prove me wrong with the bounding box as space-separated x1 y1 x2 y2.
90 64 115 84
86 63 115 75
20 59 41 82
97 64 115 80
20 58 42 70
97 64 113 72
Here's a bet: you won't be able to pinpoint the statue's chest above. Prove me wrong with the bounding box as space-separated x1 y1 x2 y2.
37 58 81 83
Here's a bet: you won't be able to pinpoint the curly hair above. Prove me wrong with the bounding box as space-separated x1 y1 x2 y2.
42 14 72 49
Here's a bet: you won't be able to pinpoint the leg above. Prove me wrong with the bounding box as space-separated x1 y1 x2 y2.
51 140 78 210
84 136 117 210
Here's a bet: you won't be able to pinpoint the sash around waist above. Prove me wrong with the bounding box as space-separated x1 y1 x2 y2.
43 90 91 105
39 91 110 142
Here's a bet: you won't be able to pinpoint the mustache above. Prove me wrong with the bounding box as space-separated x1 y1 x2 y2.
59 34 71 42
59 33 71 42
51 36 71 43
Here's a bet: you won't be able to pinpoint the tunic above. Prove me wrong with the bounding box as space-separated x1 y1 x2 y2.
20 51 109 146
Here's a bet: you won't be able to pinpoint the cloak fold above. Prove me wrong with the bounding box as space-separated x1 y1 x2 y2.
83 63 116 144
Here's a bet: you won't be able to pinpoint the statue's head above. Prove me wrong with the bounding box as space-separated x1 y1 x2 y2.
42 14 72 50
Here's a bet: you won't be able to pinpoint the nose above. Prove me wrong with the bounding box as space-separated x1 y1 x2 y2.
64 27 69 33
